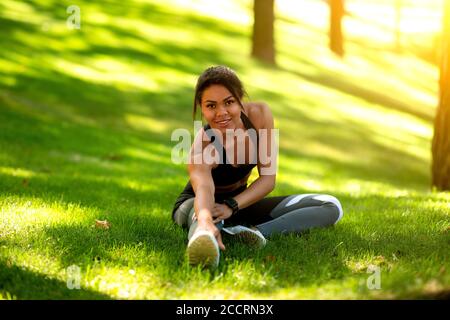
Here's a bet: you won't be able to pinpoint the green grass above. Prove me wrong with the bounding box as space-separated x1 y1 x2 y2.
0 0 449 299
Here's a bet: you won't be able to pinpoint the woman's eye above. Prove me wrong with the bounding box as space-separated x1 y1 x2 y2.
207 104 215 108
226 100 234 105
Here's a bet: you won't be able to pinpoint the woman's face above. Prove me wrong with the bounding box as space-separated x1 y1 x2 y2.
200 84 242 132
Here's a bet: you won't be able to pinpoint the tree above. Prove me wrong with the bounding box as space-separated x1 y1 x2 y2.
432 0 450 191
251 0 275 65
329 0 344 57
394 0 402 52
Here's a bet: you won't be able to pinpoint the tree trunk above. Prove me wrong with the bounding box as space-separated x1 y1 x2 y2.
251 0 275 65
395 0 402 52
432 0 450 190
328 0 344 57
329 0 344 57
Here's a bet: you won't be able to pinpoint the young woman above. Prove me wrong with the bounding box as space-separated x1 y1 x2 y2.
172 66 343 268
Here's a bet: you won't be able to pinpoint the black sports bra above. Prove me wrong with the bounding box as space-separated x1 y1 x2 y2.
203 112 259 187
171 112 260 216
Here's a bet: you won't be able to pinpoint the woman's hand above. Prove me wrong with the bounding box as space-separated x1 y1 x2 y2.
196 218 225 250
211 203 233 224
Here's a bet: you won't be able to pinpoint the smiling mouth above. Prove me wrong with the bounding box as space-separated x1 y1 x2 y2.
215 118 231 126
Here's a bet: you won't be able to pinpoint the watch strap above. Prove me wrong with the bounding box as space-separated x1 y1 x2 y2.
223 198 239 216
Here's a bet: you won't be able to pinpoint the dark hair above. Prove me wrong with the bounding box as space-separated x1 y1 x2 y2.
193 66 247 119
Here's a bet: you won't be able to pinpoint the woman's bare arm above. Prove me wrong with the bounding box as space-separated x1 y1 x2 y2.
188 163 215 222
233 102 277 209
188 129 225 249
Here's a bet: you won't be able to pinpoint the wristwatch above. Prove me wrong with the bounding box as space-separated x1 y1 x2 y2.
223 198 239 216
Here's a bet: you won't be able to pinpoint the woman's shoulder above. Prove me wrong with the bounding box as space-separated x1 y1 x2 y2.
243 101 273 129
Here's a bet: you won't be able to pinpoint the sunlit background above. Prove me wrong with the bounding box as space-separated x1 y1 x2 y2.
0 0 448 300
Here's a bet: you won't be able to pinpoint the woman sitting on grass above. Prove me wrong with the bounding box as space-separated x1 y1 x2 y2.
172 65 343 268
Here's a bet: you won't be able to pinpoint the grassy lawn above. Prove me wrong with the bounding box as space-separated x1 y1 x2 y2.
0 0 449 299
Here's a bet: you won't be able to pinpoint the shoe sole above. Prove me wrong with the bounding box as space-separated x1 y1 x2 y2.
234 230 266 248
187 232 219 268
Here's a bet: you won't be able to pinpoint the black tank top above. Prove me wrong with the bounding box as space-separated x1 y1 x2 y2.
204 112 258 186
172 112 259 216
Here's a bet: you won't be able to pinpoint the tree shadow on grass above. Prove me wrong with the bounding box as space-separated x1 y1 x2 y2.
0 0 248 133
0 173 188 298
279 64 434 123
1 169 448 299
32 215 185 271
208 185 449 298
252 88 430 191
0 259 112 299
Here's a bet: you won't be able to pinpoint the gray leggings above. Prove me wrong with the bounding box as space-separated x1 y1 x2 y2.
173 194 343 240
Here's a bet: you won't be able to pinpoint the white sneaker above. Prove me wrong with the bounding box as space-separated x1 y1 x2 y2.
222 225 267 248
186 230 220 268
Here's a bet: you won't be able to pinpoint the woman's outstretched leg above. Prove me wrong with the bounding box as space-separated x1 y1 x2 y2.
254 194 343 238
173 197 199 239
173 197 224 240
173 197 222 268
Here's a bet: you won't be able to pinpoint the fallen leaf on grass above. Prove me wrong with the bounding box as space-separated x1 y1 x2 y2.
103 153 123 161
95 219 111 229
22 179 29 187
